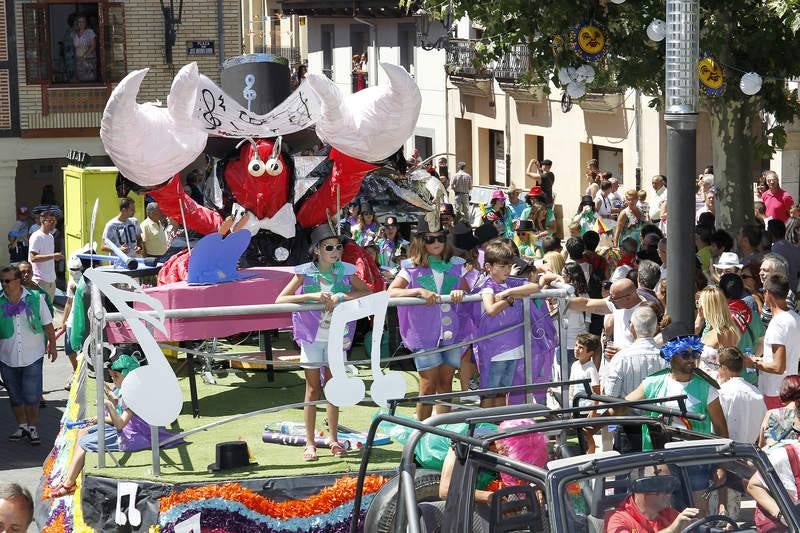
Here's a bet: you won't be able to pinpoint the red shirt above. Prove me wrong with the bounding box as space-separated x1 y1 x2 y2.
762 188 794 222
605 495 679 533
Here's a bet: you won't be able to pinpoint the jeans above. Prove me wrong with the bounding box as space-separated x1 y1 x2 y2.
0 358 44 406
485 359 519 388
414 346 463 372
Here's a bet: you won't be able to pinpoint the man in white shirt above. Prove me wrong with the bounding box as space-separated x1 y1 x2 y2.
718 347 766 444
0 266 56 446
603 307 666 398
649 175 667 223
754 273 800 409
102 197 143 256
27 211 62 302
140 202 170 258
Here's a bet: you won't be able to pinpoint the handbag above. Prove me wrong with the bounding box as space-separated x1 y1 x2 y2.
754 444 800 532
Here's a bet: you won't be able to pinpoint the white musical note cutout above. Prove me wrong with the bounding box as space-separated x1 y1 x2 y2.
174 512 202 533
83 268 183 427
324 291 406 408
114 481 142 527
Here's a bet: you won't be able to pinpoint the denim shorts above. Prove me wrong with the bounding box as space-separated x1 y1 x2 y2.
414 346 463 372
64 327 75 355
79 425 122 452
0 358 43 406
485 359 520 389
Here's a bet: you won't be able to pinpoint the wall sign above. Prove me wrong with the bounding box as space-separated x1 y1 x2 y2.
187 41 215 56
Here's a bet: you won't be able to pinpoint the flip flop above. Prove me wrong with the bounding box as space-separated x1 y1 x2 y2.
303 445 318 462
50 482 77 498
328 441 346 458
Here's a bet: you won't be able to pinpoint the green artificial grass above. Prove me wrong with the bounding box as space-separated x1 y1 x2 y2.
85 351 423 484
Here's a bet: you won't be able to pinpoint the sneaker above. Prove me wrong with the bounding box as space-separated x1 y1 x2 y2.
9 427 28 441
28 427 40 446
39 399 47 408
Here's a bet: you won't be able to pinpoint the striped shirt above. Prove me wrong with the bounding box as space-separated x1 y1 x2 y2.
602 337 666 398
451 170 473 194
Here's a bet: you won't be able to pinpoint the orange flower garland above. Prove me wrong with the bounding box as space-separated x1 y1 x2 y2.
159 475 387 520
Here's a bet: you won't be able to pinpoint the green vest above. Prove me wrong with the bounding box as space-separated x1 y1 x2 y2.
0 292 44 339
641 369 711 450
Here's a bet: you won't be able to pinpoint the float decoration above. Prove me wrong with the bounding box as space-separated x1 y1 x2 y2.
570 20 607 62
698 52 726 97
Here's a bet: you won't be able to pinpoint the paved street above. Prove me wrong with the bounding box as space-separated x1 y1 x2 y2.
0 308 72 531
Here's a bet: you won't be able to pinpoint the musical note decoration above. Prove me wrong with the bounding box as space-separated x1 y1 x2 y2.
174 512 202 533
83 268 183 427
243 73 257 112
324 292 406 408
114 481 142 527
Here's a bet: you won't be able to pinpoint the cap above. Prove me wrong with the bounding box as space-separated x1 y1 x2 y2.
714 252 743 270
68 256 83 271
17 206 28 216
541 159 552 166
516 219 534 232
310 223 342 248
491 189 507 201
382 216 399 227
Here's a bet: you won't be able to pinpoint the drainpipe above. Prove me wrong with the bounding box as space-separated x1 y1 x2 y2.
217 0 225 66
505 91 511 186
353 17 377 86
635 88 642 188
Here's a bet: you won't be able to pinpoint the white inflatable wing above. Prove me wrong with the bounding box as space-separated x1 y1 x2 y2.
306 63 422 163
100 63 208 188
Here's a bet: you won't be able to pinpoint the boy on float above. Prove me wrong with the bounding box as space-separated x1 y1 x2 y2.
389 218 467 420
276 223 371 461
474 240 553 407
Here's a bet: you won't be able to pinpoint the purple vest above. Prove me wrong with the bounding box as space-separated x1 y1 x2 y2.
119 400 182 452
397 258 465 351
475 277 527 362
291 261 357 348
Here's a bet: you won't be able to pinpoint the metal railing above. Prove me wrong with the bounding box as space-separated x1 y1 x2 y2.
88 284 574 477
254 45 302 65
494 43 532 82
447 39 534 81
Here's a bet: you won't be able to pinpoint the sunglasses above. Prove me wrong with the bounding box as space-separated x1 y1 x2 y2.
675 351 701 359
322 244 343 252
1 278 19 284
422 234 447 244
517 231 530 237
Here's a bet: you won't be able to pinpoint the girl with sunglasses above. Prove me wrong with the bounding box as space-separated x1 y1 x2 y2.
389 219 467 420
275 224 371 461
377 216 408 277
352 204 379 247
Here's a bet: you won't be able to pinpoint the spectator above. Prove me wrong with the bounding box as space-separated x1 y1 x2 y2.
718 272 765 356
569 278 644 354
695 191 715 223
140 202 169 259
769 218 800 291
10 207 31 247
562 263 591 364
695 285 741 378
7 232 26 264
605 475 698 533
526 159 555 206
439 203 455 232
451 162 472 223
437 157 449 191
102 198 143 256
657 238 668 283
584 159 601 198
649 175 667 223
754 273 800 409
613 190 645 247
697 211 715 229
607 177 623 213
568 332 601 451
759 375 800 447
184 169 205 205
717 347 766 444
594 180 615 224
572 195 597 235
0 482 34 532
739 224 764 272
636 260 664 321
761 170 794 223
755 200 768 228
696 174 715 212
0 265 57 446
565 237 589 281
603 306 665 399
483 190 513 238
709 229 734 265
507 188 526 220
28 211 62 302
695 225 714 278
540 236 562 255
57 256 84 389
759 253 796 327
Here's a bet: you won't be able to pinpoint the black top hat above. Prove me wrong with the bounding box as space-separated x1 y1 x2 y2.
208 441 257 472
579 195 594 209
310 223 341 248
516 219 534 232
452 222 479 251
474 222 499 245
383 215 399 227
416 218 443 235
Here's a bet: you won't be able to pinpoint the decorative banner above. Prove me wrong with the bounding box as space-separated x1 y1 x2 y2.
570 20 607 61
114 481 142 527
194 76 322 138
698 52 726 96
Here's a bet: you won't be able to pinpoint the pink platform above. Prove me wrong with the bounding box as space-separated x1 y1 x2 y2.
105 267 295 342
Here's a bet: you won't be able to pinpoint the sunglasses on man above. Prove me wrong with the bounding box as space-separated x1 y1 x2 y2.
1 277 19 284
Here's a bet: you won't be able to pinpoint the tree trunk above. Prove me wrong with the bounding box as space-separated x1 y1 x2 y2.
708 97 757 235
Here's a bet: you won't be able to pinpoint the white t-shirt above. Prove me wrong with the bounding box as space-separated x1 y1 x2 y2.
658 374 719 430
569 359 599 405
480 283 524 362
594 192 613 217
0 289 53 367
719 377 766 444
28 229 56 282
762 442 800 499
605 299 641 349
564 307 589 350
759 310 800 397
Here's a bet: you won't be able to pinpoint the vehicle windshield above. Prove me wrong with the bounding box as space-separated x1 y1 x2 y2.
553 452 764 533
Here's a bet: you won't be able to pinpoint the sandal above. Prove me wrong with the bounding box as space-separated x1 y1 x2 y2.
303 445 318 462
50 482 77 498
328 441 346 458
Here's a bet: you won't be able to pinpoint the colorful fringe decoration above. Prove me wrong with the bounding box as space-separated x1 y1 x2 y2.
158 475 388 533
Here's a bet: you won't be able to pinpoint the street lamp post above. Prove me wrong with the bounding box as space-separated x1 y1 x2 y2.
665 0 699 328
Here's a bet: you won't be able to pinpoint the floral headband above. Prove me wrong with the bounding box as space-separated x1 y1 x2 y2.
660 335 704 362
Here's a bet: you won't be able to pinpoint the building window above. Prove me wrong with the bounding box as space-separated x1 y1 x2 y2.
321 24 334 80
398 23 415 75
414 135 432 161
489 129 507 186
23 2 126 85
350 24 369 92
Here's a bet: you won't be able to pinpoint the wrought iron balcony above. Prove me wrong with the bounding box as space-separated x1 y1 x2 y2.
254 45 302 65
494 44 532 83
445 39 490 78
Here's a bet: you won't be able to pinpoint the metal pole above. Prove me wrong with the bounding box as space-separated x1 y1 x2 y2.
91 282 106 469
150 426 160 477
665 0 699 327
557 300 570 410
522 297 533 404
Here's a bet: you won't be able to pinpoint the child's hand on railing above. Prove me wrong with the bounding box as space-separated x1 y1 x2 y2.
417 288 440 305
449 290 464 304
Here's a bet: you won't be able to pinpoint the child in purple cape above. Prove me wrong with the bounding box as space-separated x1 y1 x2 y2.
475 241 558 407
275 223 371 461
50 354 181 497
389 219 467 421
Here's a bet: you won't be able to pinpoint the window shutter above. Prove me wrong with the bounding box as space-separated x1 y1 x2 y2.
22 4 48 83
103 3 127 83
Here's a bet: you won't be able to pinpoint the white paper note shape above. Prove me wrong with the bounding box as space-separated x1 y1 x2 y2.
174 512 202 533
114 481 142 527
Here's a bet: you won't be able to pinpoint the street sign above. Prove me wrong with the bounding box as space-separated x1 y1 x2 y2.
187 41 215 56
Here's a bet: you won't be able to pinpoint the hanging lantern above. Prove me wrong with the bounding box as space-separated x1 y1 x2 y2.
646 19 666 42
569 20 607 62
609 0 626 4
575 64 596 84
567 81 587 98
740 72 763 96
697 52 725 97
558 67 573 85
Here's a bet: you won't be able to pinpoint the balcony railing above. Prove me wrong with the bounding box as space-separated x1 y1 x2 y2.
494 44 532 83
446 39 489 78
254 45 302 65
